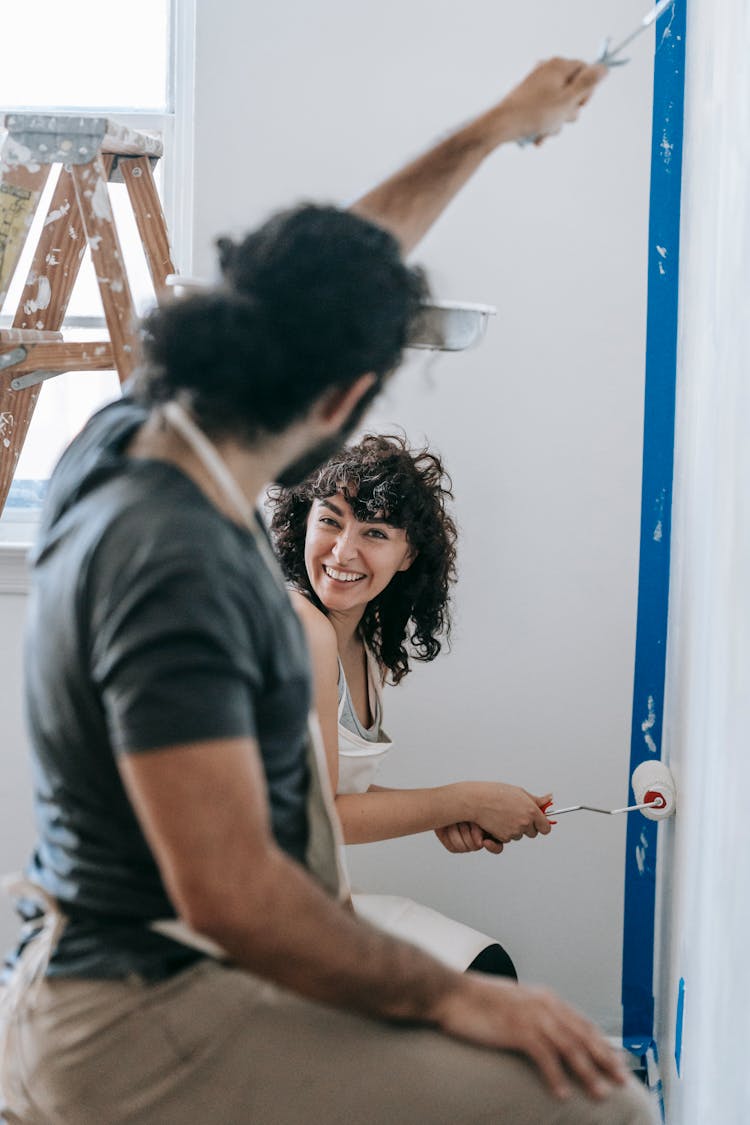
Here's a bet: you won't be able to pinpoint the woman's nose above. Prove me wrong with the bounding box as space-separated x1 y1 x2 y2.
332 531 357 563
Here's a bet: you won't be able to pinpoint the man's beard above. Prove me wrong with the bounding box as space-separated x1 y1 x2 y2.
274 379 382 487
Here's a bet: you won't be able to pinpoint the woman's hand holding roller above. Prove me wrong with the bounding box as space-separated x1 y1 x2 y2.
435 820 505 854
453 782 553 844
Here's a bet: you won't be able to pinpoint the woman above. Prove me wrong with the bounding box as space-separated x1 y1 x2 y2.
271 433 554 977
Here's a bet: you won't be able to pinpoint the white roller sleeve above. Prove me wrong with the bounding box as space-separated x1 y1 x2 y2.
632 759 677 820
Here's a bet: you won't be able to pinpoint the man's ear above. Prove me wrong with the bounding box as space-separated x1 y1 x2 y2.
317 373 377 430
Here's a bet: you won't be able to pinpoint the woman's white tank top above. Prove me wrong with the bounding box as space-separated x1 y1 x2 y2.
336 647 496 971
336 647 394 795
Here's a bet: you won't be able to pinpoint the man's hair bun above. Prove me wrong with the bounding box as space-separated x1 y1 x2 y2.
134 204 428 442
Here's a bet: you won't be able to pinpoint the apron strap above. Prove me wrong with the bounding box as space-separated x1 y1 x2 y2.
1 874 68 1017
0 875 227 1005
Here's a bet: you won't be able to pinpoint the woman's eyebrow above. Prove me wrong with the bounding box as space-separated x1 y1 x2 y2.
319 497 395 527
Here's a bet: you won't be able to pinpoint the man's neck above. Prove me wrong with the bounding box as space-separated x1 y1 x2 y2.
126 410 274 526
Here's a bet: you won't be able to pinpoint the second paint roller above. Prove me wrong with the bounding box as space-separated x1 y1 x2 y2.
546 760 677 821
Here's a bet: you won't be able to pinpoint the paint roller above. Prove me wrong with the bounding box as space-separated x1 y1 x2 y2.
518 0 675 146
596 0 674 69
546 760 676 821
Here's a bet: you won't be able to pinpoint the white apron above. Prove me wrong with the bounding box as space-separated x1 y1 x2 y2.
338 654 496 972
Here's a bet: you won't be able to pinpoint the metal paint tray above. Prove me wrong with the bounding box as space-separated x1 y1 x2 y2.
407 300 496 352
166 279 496 354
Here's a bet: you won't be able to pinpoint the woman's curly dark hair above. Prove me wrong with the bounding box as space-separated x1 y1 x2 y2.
270 434 457 685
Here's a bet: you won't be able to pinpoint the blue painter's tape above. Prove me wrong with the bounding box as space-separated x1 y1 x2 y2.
675 977 685 1075
621 0 687 1045
645 1041 667 1123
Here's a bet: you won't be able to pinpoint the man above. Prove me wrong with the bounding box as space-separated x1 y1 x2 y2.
1 59 655 1123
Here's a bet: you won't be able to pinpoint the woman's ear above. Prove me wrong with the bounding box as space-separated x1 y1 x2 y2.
317 372 376 431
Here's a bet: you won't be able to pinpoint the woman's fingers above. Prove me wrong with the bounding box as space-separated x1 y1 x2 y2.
530 793 554 834
435 823 484 853
458 822 481 851
467 822 486 849
434 826 458 852
471 783 556 842
532 805 553 834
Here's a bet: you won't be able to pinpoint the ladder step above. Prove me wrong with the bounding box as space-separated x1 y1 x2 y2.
0 110 170 516
0 328 63 345
0 337 114 376
2 113 163 166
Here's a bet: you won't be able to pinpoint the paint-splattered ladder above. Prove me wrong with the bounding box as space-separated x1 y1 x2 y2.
0 114 175 513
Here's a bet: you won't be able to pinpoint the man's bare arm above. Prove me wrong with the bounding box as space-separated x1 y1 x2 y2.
118 736 627 1100
118 736 455 1021
350 57 607 253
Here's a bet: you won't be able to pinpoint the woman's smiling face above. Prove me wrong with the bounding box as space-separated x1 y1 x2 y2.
304 493 414 617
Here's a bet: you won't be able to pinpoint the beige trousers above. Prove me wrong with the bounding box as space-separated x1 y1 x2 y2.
0 960 656 1125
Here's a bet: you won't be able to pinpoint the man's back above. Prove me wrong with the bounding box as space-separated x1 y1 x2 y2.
21 397 313 980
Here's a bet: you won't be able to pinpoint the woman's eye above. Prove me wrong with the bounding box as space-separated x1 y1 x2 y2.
319 517 339 528
366 529 388 539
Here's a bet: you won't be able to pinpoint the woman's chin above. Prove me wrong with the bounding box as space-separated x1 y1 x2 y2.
314 578 368 611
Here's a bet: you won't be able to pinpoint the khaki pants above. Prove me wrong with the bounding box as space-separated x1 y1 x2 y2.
1 960 656 1125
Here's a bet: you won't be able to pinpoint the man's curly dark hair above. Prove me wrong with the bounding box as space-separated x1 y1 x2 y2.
133 204 428 445
270 433 457 684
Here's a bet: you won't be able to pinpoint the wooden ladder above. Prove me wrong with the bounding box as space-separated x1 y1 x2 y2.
0 113 175 515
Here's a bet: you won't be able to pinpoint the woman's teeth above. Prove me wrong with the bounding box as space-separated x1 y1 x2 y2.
323 565 365 583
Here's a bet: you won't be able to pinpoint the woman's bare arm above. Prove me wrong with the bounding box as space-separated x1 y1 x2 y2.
291 594 552 846
290 591 341 792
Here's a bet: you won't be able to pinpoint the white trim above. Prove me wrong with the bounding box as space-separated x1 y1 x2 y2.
0 542 30 595
166 0 197 274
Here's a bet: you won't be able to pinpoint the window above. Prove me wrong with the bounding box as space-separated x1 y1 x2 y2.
0 1 171 112
0 0 194 533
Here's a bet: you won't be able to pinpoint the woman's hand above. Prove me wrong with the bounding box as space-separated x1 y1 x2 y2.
497 57 608 145
435 821 504 855
455 783 553 844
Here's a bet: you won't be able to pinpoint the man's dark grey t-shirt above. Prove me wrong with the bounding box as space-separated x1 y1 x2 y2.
18 397 312 979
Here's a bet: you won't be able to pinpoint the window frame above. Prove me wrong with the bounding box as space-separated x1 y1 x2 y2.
0 0 196 545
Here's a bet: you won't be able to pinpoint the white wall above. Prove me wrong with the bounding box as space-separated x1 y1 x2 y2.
655 2 750 1121
191 0 654 1031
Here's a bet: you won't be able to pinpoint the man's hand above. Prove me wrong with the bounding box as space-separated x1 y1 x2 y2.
351 56 607 252
499 57 608 145
435 821 504 855
434 973 629 1102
